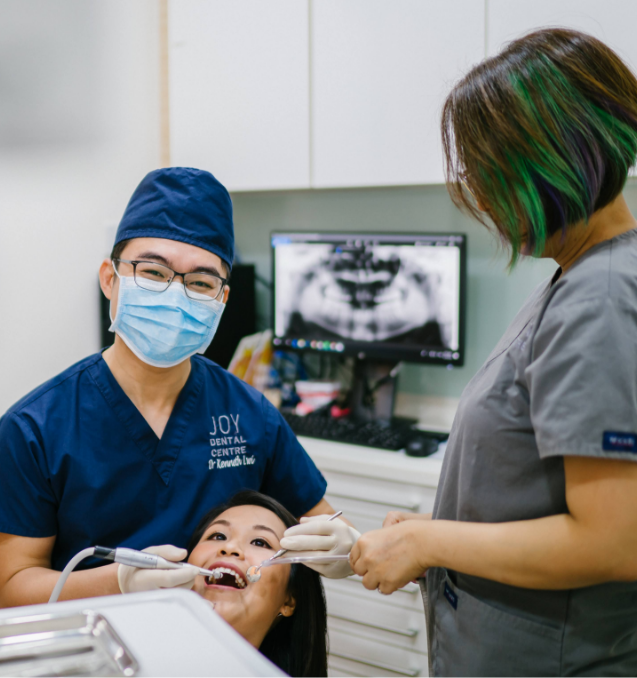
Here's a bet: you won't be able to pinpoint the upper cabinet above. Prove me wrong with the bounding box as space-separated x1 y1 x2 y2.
168 0 310 191
487 0 637 70
167 1 637 192
168 0 485 191
311 0 485 188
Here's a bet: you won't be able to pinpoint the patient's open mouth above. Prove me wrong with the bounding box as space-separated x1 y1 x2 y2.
204 564 247 589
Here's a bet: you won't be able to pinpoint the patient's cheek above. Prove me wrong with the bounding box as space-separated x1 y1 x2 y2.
188 542 211 568
192 576 206 597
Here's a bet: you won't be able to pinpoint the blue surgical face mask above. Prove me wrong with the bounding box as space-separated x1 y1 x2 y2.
109 273 225 368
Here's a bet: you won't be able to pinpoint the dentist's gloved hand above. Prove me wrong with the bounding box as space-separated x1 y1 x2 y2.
280 516 361 579
118 545 198 593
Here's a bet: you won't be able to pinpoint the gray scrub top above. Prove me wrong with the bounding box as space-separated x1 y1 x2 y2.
426 228 637 677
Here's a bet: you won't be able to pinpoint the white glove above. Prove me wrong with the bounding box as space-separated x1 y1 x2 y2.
280 516 361 579
118 545 199 594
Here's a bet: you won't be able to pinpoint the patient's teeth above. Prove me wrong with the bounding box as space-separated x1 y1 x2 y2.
207 566 246 588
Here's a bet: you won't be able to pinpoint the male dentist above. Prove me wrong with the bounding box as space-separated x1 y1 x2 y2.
0 168 356 607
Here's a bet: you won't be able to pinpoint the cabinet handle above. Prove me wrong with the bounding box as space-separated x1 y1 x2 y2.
329 650 421 677
329 613 418 638
326 491 420 512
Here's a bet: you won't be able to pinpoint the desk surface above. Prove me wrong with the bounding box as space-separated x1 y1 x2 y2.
303 393 458 487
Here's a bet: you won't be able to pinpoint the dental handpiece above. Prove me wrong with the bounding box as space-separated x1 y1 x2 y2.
246 510 344 583
93 546 221 578
48 545 222 605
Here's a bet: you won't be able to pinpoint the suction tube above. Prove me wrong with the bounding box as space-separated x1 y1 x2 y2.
260 554 350 568
247 553 351 582
48 547 97 604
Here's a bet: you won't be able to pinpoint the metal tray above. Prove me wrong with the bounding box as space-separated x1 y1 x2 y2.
0 609 138 676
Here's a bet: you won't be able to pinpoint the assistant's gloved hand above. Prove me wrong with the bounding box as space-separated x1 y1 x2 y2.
280 515 361 579
118 545 199 593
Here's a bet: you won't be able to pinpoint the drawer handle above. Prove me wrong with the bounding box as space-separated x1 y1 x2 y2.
326 491 420 512
329 612 418 638
329 650 421 677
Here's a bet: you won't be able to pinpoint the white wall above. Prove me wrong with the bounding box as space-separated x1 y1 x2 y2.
0 0 161 414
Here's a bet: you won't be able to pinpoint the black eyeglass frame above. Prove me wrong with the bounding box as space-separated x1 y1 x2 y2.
113 258 228 302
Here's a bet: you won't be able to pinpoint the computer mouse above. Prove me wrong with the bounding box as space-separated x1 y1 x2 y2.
405 435 439 457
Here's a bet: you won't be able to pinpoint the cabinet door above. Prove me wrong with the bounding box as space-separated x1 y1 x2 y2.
487 0 637 69
168 0 310 191
311 0 485 188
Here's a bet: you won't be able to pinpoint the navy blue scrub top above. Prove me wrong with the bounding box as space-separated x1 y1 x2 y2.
0 354 327 571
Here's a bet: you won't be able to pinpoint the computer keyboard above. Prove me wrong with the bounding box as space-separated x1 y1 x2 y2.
282 410 448 452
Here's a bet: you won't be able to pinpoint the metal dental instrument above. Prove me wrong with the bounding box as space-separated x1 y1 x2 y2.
246 510 344 583
49 546 221 604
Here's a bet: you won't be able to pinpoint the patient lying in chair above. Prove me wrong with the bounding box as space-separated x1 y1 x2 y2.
186 490 328 677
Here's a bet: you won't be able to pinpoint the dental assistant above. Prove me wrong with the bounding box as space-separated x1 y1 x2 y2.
350 29 637 676
0 168 354 608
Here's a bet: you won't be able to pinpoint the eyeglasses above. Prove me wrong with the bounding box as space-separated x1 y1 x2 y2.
114 258 227 301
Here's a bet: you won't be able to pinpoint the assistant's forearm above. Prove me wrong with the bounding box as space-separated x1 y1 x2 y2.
1 563 120 607
424 514 637 589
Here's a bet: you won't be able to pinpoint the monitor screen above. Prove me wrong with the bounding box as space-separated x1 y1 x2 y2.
271 232 466 365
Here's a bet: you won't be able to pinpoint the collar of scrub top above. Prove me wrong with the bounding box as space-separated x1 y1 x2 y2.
89 353 205 486
113 167 235 272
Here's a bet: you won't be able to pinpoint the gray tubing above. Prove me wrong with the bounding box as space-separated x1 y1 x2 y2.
48 547 96 604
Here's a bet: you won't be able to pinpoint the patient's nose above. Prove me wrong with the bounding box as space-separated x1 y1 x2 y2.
218 540 243 558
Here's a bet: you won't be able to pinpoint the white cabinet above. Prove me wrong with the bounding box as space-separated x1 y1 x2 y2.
303 437 445 677
168 1 637 191
487 0 637 71
310 0 485 188
168 0 310 191
168 0 486 192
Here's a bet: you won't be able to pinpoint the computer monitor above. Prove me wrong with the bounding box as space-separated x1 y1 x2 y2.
271 231 466 367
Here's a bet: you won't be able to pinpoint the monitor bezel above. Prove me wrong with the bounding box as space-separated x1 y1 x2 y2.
270 231 467 367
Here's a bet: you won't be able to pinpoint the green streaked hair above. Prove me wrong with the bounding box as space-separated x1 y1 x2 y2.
442 28 637 266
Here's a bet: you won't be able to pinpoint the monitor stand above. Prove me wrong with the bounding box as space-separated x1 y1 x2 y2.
349 358 417 427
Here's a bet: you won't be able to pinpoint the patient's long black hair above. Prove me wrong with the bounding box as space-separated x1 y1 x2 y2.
188 490 328 678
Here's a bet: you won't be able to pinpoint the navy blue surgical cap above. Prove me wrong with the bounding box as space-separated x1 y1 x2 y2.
114 167 234 271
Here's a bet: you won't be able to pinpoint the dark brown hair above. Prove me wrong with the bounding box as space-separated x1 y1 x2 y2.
442 28 637 265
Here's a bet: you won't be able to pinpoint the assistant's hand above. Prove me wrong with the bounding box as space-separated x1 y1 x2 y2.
350 521 430 594
383 511 432 528
118 545 198 593
280 516 361 578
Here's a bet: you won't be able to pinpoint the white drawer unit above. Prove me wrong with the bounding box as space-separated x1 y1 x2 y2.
303 435 445 678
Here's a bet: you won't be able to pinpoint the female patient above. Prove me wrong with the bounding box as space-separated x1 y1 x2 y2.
187 490 328 677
